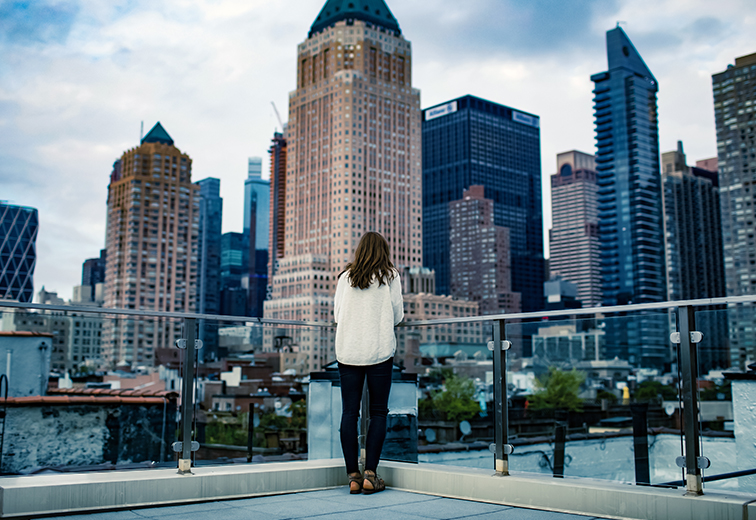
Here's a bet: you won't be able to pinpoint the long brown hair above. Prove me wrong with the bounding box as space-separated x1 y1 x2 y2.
344 232 395 289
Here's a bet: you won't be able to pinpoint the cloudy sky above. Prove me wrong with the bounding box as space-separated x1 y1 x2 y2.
1 0 754 300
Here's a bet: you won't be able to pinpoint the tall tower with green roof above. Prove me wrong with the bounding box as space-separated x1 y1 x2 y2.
103 122 199 368
263 0 422 371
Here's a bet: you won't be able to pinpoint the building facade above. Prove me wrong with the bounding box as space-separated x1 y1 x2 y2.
661 142 727 371
549 151 601 308
196 177 223 360
712 52 756 369
0 202 39 303
661 142 725 301
263 0 423 371
103 122 199 367
268 132 288 284
82 250 107 289
244 157 270 318
220 232 248 318
448 185 520 314
591 27 666 368
422 95 543 311
591 26 666 307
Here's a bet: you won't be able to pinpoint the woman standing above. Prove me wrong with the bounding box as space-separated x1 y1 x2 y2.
334 231 404 495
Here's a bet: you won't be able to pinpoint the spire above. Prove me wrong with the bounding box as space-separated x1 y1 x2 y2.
309 0 400 37
140 122 174 146
606 26 656 84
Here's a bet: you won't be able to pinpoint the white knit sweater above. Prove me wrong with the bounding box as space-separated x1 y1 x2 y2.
334 269 404 366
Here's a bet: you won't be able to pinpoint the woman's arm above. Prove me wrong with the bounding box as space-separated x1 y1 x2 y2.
334 273 346 323
390 271 404 325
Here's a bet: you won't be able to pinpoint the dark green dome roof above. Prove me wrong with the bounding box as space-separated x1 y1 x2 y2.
309 0 400 37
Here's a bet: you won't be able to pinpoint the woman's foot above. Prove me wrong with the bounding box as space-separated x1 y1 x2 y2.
348 472 362 494
362 470 385 494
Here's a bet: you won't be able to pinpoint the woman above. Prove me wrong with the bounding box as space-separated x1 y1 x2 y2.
334 231 404 495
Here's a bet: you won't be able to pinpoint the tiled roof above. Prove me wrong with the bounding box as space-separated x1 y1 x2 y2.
0 331 53 337
4 394 172 406
49 387 177 398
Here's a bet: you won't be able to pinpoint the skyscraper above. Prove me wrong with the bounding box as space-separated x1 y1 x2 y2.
661 141 724 301
244 157 270 317
422 95 543 311
220 231 248 318
712 52 756 369
549 151 601 308
591 26 666 307
449 185 520 314
268 132 287 285
660 142 728 371
0 202 38 303
103 122 199 367
591 27 666 368
82 249 107 288
196 177 223 360
264 0 422 371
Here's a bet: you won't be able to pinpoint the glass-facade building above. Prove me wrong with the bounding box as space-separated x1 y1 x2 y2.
591 27 667 368
220 232 247 318
243 157 270 318
196 177 223 359
422 95 544 311
0 202 39 303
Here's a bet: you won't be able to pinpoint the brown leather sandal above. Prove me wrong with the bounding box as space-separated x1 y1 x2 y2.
362 470 385 494
348 472 363 494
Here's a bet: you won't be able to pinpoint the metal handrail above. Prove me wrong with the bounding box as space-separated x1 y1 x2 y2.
660 468 756 487
1 294 754 328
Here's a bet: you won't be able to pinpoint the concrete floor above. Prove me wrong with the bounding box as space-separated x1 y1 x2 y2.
38 487 615 520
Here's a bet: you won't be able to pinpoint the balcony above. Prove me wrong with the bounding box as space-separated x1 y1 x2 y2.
0 297 755 519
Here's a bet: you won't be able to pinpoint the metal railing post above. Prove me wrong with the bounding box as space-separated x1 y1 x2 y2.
178 318 196 474
630 402 650 485
677 306 704 495
491 319 511 475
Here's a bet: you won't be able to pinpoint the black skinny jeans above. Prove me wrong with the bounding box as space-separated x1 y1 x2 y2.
338 357 393 474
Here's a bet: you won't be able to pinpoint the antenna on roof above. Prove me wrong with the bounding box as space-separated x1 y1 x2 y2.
140 121 144 141
616 21 627 27
271 102 284 132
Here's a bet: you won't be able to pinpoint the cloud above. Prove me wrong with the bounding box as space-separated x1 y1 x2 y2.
0 0 80 46
397 0 621 60
1 0 755 298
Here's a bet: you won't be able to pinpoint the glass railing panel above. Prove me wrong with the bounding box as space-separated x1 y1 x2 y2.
195 320 320 466
694 305 756 494
401 319 495 469
504 311 678 485
0 307 177 474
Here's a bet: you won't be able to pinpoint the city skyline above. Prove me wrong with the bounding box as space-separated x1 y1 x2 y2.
1 0 754 299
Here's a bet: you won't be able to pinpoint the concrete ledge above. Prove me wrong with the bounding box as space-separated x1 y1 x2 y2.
380 462 756 520
0 460 346 518
1 460 754 519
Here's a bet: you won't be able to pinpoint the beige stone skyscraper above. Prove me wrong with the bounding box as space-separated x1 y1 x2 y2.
264 0 422 371
103 123 199 368
549 151 602 308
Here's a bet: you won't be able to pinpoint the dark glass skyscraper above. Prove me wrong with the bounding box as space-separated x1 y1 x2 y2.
82 249 106 288
422 95 544 311
591 27 667 368
196 177 223 359
591 27 666 307
220 232 247 317
0 202 39 303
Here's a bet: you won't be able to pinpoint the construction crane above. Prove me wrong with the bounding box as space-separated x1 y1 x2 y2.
271 102 284 133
